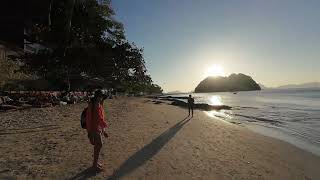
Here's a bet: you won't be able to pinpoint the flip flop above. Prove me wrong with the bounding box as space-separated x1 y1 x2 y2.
97 162 103 168
92 165 104 172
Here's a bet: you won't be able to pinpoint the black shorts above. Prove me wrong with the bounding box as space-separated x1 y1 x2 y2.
88 132 103 146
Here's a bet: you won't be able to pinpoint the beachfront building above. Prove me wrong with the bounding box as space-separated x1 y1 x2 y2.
23 29 47 54
0 44 7 61
0 0 50 55
0 41 24 61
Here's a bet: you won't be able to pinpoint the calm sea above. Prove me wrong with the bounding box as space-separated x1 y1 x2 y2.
173 89 320 156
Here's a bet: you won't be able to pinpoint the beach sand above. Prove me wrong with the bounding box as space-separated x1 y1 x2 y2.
0 97 320 179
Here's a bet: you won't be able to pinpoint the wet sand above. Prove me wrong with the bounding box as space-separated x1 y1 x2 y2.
0 97 320 179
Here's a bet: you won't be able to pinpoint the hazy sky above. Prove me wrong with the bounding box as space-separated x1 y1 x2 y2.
112 0 320 92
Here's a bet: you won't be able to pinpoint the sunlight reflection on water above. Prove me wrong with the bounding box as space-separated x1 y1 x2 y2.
205 95 233 121
205 110 233 119
208 95 223 106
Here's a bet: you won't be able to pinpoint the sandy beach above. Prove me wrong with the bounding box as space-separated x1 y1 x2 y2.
1 97 320 179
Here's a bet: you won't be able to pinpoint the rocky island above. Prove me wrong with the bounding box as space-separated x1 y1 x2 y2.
195 73 261 93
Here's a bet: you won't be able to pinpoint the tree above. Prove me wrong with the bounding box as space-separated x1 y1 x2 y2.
19 0 163 93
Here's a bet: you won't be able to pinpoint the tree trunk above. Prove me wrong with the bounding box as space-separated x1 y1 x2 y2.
48 0 53 28
64 0 75 92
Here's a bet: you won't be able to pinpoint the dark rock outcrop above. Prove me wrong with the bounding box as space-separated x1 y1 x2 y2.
170 99 232 111
195 73 261 93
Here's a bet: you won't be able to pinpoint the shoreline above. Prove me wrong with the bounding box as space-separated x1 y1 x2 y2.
158 94 320 158
1 97 319 179
246 123 320 157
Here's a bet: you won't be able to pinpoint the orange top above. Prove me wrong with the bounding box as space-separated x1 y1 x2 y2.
85 102 107 133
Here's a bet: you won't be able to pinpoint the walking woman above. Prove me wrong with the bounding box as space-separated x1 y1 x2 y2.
86 89 108 171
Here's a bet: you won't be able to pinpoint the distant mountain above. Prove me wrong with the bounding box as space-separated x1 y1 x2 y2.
165 90 184 94
277 82 320 89
195 73 261 93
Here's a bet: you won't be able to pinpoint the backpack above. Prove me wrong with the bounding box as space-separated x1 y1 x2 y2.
80 107 87 129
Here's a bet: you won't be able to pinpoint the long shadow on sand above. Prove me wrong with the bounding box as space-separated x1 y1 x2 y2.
69 167 100 180
107 116 192 179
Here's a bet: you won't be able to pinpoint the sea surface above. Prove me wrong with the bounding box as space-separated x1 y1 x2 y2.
170 89 320 156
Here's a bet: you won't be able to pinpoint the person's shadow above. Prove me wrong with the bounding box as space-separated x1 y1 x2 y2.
69 167 99 180
69 116 191 180
107 116 192 179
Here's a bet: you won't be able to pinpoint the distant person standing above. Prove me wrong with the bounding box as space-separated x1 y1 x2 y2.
188 94 194 117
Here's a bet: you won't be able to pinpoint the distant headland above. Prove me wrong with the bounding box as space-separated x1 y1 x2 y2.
195 73 261 93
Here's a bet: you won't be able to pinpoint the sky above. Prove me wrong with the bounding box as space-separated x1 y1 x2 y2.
112 0 320 92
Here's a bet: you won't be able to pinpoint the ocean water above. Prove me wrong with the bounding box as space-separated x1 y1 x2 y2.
172 89 320 156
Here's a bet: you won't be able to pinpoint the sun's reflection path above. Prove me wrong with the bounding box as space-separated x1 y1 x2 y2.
205 95 233 122
209 95 223 106
205 110 233 119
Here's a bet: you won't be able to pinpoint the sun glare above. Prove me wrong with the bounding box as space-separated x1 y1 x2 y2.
204 65 225 77
209 95 223 106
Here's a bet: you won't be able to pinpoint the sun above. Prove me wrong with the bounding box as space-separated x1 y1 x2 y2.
204 64 225 77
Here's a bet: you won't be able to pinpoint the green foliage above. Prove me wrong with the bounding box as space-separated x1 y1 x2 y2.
19 0 162 93
146 84 163 94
